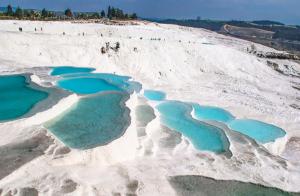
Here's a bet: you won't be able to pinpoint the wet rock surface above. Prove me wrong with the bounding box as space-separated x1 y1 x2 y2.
0 130 54 180
168 175 300 196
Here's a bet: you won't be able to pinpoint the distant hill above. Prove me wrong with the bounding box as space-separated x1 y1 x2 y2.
150 19 225 31
152 18 300 55
251 20 284 26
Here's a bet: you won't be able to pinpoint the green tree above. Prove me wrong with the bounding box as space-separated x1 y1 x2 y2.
41 8 48 18
115 8 124 19
65 8 73 17
6 4 13 16
111 7 116 18
30 10 34 15
15 7 23 19
48 11 56 18
101 10 105 18
91 12 100 19
77 13 83 19
23 9 31 18
107 6 112 19
30 10 40 18
131 13 138 20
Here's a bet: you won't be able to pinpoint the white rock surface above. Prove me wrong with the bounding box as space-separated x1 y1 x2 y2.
0 20 299 195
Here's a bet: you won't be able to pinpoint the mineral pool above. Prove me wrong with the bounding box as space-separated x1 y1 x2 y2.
57 77 123 94
45 67 144 149
0 75 48 122
192 103 235 123
56 71 141 94
144 90 166 101
50 66 95 76
156 101 230 153
45 92 130 149
228 119 286 143
48 66 287 150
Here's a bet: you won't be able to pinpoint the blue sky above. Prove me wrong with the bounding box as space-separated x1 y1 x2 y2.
1 0 299 25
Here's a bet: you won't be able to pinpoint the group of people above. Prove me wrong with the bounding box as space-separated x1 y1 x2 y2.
18 27 43 32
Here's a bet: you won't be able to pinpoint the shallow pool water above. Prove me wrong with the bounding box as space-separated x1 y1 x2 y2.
49 66 287 149
71 73 142 93
156 101 229 153
50 66 95 76
57 77 123 94
62 72 130 81
192 104 235 123
45 92 130 149
0 75 48 122
53 68 142 94
228 119 286 143
144 90 166 101
47 67 143 149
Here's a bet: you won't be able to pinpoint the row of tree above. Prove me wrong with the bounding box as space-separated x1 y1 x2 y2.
64 6 137 20
107 6 137 20
1 5 55 19
1 5 138 20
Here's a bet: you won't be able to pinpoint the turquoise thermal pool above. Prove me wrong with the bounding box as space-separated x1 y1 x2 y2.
45 92 130 149
57 72 141 94
192 103 285 143
0 75 48 122
156 101 230 153
44 66 143 149
57 77 123 94
228 119 286 143
144 90 166 101
50 66 95 76
45 66 287 150
192 104 235 123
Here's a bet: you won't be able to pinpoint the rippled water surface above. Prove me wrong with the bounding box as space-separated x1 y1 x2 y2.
50 66 95 76
45 92 130 149
192 104 235 123
57 77 123 94
0 75 48 121
144 90 166 101
157 101 230 153
228 119 286 143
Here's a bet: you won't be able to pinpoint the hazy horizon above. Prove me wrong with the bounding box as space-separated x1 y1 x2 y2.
0 0 299 25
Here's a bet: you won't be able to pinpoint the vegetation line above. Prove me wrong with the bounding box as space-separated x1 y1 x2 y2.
0 5 138 21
